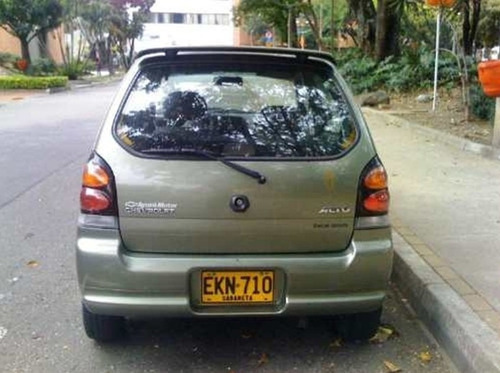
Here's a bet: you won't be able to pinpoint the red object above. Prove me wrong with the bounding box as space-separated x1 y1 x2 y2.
357 158 390 216
478 60 500 98
426 0 456 7
16 59 28 71
363 190 390 213
80 188 112 213
80 154 117 215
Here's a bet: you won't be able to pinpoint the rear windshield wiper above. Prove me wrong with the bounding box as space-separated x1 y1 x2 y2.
142 148 267 184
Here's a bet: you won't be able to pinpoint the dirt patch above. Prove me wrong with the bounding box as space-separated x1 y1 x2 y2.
368 88 493 145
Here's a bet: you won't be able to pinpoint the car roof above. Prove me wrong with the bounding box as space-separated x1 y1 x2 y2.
134 46 335 65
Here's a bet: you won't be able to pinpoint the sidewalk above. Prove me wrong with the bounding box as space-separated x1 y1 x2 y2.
0 89 42 102
365 108 500 372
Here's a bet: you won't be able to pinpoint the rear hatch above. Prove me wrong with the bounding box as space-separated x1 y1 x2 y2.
105 50 368 254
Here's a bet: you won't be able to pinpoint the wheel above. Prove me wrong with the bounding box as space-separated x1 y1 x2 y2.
335 307 382 342
82 304 126 342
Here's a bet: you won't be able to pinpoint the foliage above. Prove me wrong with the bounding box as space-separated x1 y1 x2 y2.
235 0 326 48
0 52 18 68
335 46 461 94
57 60 95 80
0 0 63 62
241 13 269 45
108 0 154 68
469 83 495 121
477 0 500 47
78 0 152 70
27 58 58 76
0 75 68 89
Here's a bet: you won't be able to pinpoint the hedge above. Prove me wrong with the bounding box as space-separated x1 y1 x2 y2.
0 75 68 89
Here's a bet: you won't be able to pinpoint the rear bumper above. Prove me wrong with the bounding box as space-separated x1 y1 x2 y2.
77 224 393 317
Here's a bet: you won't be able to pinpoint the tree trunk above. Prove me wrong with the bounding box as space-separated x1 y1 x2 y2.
346 0 376 54
374 0 400 61
462 0 482 56
20 38 31 63
304 0 326 50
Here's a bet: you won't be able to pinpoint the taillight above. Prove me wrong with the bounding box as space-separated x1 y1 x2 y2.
357 157 390 216
80 154 116 215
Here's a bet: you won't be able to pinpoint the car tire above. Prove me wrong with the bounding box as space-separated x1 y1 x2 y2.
335 307 382 342
82 304 126 342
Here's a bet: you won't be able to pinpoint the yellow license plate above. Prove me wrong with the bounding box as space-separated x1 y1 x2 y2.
201 270 274 304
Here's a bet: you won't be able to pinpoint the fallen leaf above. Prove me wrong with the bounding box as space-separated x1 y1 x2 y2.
329 338 343 348
419 350 432 363
383 360 402 372
370 325 397 344
27 260 39 268
258 352 269 366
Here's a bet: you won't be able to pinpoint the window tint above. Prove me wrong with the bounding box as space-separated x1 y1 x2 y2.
115 63 357 158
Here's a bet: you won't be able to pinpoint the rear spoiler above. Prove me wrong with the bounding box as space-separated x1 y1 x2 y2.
134 46 335 65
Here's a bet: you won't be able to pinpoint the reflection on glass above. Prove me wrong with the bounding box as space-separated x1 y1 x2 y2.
116 64 357 158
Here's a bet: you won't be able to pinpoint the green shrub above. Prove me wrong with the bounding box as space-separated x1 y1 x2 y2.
0 75 68 89
333 46 461 94
0 52 19 68
58 60 95 80
469 83 495 121
28 58 58 76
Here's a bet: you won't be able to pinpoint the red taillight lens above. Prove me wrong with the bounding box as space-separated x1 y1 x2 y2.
357 157 390 216
80 188 111 213
363 190 390 212
80 154 116 215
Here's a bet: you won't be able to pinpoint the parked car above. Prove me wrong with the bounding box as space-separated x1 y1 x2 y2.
77 46 393 342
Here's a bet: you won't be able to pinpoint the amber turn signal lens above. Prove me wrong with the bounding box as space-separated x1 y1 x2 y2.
364 166 388 189
83 162 110 188
80 188 111 213
363 189 390 213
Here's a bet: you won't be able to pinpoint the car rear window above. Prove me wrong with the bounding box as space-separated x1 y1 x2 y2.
115 61 358 158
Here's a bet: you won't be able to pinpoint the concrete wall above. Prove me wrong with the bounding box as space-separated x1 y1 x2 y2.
0 26 64 63
0 28 21 56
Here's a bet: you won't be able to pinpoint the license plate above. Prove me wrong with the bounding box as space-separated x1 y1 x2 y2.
201 270 274 304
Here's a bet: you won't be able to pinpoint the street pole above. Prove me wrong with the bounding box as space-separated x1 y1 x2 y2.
331 0 335 52
288 6 292 48
494 98 500 148
432 8 442 112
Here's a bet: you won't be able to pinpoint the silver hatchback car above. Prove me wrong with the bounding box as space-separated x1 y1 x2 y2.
77 47 392 342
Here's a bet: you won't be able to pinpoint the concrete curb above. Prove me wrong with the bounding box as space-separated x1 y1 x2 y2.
362 107 500 161
46 86 70 94
392 231 500 373
68 75 124 91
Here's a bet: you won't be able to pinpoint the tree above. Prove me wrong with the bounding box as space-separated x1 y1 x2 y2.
241 13 269 45
477 0 500 47
235 0 297 47
345 0 376 52
236 0 326 48
374 0 400 60
78 0 152 71
458 0 482 55
80 0 113 69
0 0 63 62
108 0 154 68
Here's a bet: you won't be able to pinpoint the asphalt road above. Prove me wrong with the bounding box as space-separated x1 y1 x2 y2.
0 84 456 373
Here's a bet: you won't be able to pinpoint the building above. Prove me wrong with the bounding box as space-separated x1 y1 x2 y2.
136 0 238 51
0 27 64 63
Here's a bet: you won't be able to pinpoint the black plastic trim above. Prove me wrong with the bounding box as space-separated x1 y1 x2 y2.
134 46 335 64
